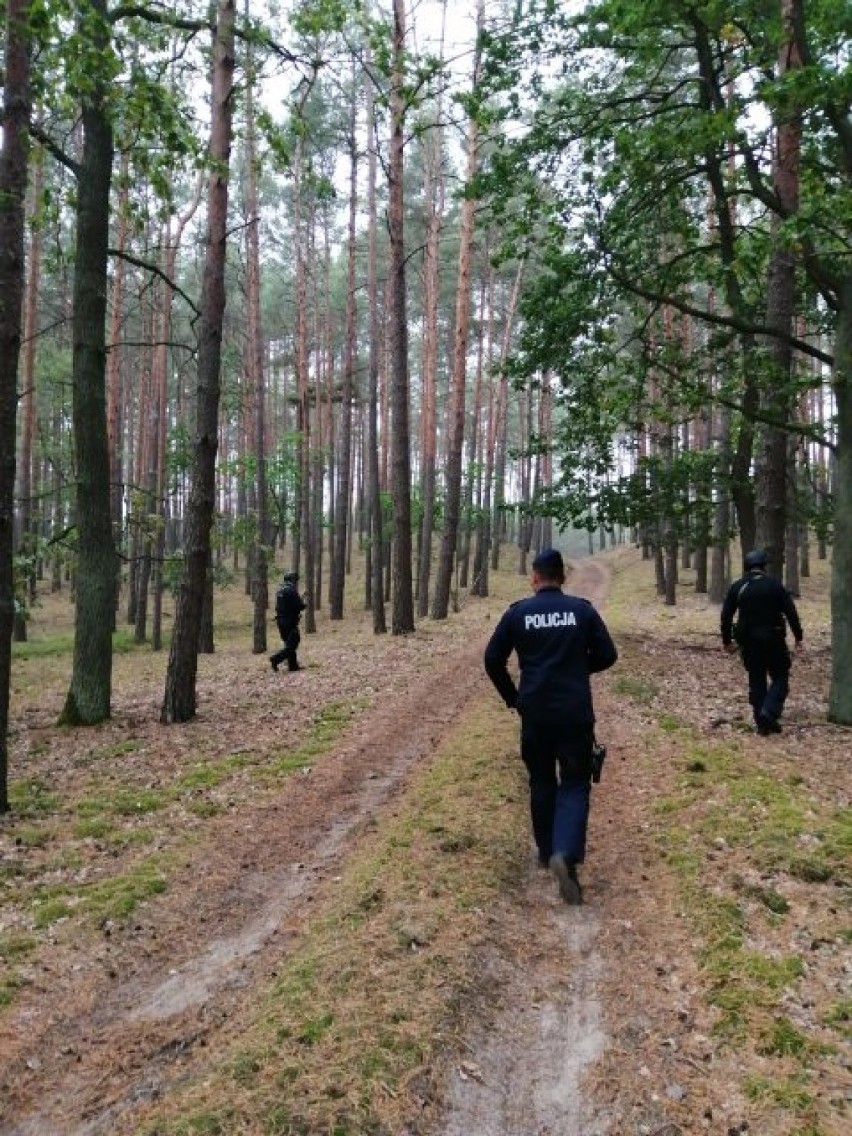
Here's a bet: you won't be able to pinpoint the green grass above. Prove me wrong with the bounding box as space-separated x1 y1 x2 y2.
269 700 362 776
743 1072 814 1111
12 628 152 660
611 673 658 704
28 855 169 928
0 931 38 962
822 999 852 1038
9 778 59 818
136 698 526 1135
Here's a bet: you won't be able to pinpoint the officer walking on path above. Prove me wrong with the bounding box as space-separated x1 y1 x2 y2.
484 548 618 905
720 548 803 735
270 571 306 673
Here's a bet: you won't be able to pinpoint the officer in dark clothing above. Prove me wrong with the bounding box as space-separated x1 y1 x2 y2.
720 548 803 735
484 548 618 905
270 571 306 673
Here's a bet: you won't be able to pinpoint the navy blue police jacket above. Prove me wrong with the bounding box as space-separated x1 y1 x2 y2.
484 586 618 725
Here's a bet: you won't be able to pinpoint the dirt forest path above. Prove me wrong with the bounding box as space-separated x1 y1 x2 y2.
1 621 495 1134
430 554 631 1136
6 552 828 1136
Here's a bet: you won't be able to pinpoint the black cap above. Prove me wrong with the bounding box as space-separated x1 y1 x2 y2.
532 548 565 581
744 548 768 570
283 571 299 583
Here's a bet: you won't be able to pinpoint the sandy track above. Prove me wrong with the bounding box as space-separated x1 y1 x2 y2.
1 635 490 1136
429 555 622 1136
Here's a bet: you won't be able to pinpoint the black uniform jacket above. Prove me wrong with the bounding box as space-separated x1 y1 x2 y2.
275 584 306 629
484 586 618 725
720 570 803 647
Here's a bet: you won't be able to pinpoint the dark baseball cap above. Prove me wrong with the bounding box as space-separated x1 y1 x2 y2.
532 548 565 580
283 571 299 582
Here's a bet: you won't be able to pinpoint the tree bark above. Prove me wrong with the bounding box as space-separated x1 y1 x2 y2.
416 101 444 617
0 0 31 809
330 87 358 621
365 57 386 633
432 1 482 619
754 0 802 576
244 24 269 653
60 0 116 726
828 274 852 723
388 0 415 633
162 0 235 722
14 148 43 640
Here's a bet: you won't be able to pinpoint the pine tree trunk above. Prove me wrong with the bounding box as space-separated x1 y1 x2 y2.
754 1 802 576
14 150 43 640
330 94 358 620
388 0 415 634
828 274 852 724
0 0 30 808
365 61 386 633
243 35 269 653
432 10 481 618
162 0 234 722
60 0 116 726
416 109 443 617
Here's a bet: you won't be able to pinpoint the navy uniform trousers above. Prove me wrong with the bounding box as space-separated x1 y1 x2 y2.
741 636 791 726
520 719 594 865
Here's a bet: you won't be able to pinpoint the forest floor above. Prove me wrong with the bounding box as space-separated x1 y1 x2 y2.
0 546 849 1136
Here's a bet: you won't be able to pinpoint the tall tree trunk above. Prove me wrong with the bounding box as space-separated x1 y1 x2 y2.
0 0 30 809
432 7 481 617
472 260 495 597
416 103 444 617
162 0 235 723
754 1 802 576
460 273 488 590
15 147 43 639
330 88 358 620
60 0 116 726
107 156 130 569
153 179 202 651
828 276 852 723
244 24 269 653
365 58 386 633
388 0 414 633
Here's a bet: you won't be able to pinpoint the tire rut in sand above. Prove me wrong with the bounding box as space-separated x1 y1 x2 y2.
2 641 488 1136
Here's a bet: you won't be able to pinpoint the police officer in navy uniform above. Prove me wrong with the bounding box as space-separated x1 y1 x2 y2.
720 548 803 735
484 548 618 905
270 571 306 673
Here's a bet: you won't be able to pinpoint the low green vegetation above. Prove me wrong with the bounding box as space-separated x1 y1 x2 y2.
28 855 169 928
270 699 362 775
138 699 526 1135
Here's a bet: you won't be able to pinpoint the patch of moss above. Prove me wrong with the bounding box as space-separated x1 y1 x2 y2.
110 789 170 816
743 1072 814 1110
177 765 228 793
88 739 143 762
270 700 362 776
612 674 658 704
0 931 38 962
9 778 58 818
32 896 74 928
83 860 169 922
11 825 53 848
757 1015 812 1057
822 1000 852 1037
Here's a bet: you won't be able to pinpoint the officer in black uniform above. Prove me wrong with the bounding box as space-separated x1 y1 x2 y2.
270 571 306 673
484 548 618 905
720 548 803 735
